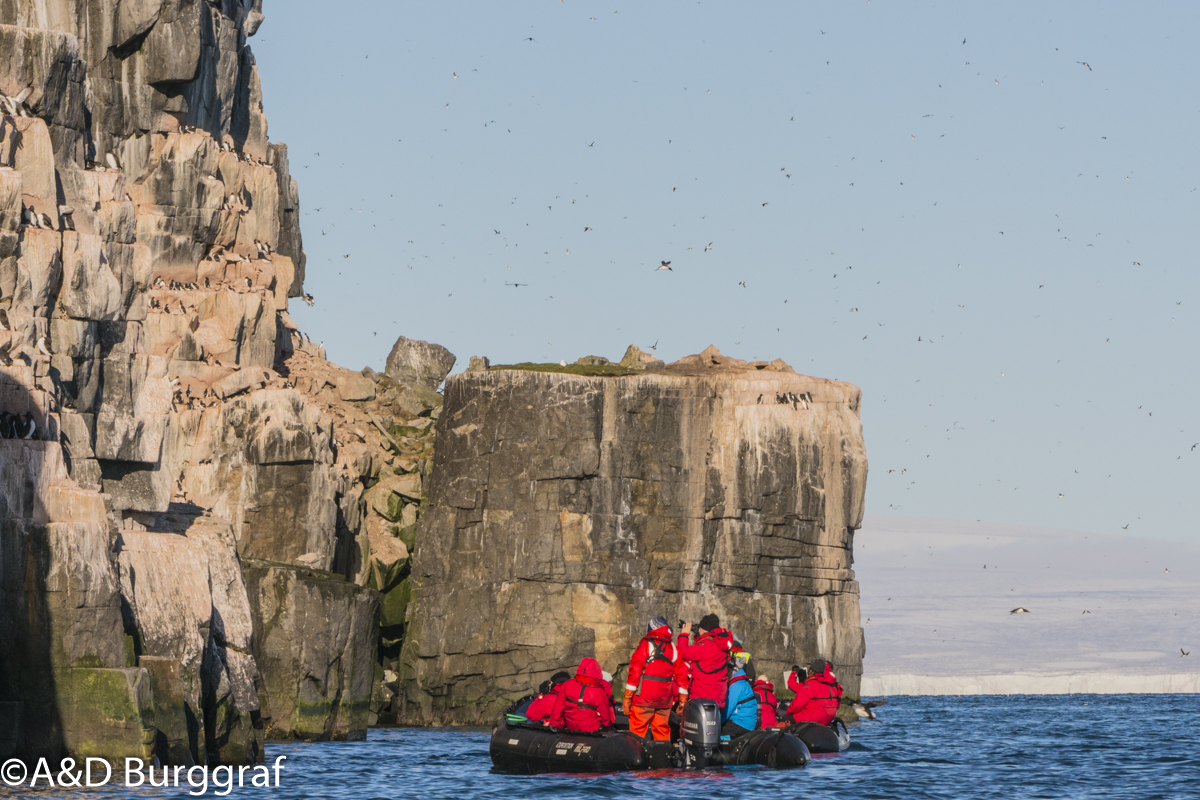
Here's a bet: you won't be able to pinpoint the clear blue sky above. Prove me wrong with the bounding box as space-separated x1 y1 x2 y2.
252 1 1200 542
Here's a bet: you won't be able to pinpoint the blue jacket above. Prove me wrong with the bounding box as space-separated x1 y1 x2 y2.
722 670 757 730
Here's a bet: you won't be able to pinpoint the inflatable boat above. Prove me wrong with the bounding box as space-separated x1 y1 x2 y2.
489 722 811 773
490 698 810 773
786 719 851 753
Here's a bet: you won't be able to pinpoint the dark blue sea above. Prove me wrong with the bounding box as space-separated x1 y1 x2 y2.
8 696 1198 799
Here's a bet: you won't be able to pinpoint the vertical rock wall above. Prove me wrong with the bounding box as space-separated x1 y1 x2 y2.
0 0 386 765
400 350 868 725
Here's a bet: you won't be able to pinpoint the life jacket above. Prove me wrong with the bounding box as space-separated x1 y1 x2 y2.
753 678 779 728
631 634 678 707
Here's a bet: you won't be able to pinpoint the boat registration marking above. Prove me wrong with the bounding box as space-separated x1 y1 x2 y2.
508 738 519 745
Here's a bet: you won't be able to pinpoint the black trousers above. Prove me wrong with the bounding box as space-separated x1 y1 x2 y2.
721 719 752 739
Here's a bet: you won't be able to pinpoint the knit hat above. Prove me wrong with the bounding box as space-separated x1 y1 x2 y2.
551 671 571 685
648 615 670 632
698 613 720 632
809 658 829 676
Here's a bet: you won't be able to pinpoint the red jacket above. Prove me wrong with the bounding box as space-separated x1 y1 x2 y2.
550 658 615 732
753 678 779 728
786 664 843 725
625 627 682 709
676 628 733 708
525 683 564 723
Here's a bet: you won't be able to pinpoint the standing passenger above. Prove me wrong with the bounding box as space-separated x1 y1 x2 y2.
622 616 681 741
676 613 734 708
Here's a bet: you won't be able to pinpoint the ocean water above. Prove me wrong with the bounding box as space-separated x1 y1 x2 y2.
9 695 1198 799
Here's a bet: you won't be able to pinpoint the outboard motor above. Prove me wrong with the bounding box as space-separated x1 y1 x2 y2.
678 698 721 769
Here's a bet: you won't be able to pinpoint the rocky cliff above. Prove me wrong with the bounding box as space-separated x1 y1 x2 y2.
399 346 868 724
0 0 439 766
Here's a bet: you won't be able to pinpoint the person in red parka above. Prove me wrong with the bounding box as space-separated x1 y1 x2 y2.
525 671 570 724
622 616 682 740
676 613 734 708
784 658 843 725
549 658 615 732
752 676 780 728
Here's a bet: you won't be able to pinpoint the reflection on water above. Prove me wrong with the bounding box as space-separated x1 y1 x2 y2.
6 695 1197 800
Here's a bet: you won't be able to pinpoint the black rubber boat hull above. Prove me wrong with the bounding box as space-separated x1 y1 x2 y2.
713 731 811 769
788 721 851 753
491 724 645 773
491 722 810 772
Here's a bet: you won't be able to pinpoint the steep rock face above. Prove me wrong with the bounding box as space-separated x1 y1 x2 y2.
243 560 378 741
399 351 868 724
0 0 381 764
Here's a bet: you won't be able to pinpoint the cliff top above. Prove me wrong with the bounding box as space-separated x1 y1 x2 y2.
489 344 823 379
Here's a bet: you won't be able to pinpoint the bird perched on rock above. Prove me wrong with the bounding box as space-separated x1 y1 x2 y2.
1010 607 1030 615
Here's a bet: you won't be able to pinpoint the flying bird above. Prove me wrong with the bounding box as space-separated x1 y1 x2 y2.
1077 61 1092 71
704 242 712 251
1183 649 1190 657
1010 607 1030 615
657 261 672 271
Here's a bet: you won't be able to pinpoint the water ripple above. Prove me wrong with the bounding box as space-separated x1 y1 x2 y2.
7 696 1198 799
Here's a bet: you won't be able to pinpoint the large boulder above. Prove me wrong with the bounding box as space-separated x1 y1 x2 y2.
398 353 868 725
384 336 456 390
242 560 379 741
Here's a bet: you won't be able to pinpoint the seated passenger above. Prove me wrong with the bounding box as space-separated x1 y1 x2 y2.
752 676 780 728
549 658 615 732
783 659 843 726
721 652 757 738
525 671 570 723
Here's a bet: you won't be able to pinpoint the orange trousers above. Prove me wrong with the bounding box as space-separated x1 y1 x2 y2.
629 705 672 741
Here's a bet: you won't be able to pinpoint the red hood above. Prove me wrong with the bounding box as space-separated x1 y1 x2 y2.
753 678 775 691
575 657 604 685
645 626 673 644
